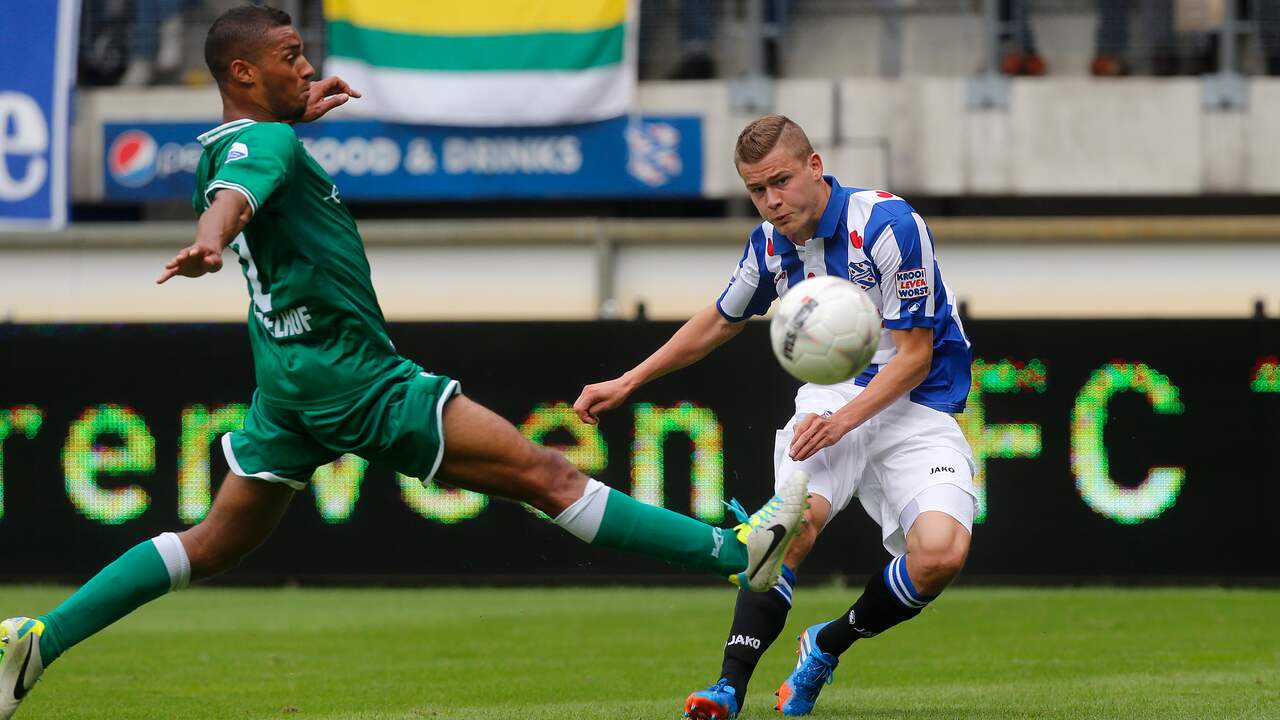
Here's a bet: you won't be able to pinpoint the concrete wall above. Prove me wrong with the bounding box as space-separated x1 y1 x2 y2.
5 223 1279 322
699 76 1280 196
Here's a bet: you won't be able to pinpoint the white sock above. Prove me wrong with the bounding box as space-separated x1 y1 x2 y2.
553 478 609 543
151 532 192 591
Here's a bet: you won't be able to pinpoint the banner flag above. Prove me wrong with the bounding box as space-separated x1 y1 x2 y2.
322 0 636 126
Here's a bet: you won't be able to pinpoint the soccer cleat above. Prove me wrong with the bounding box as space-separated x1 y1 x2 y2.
775 622 838 716
683 678 739 720
729 471 809 592
0 617 46 720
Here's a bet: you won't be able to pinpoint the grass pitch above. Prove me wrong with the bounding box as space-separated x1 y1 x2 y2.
0 586 1275 719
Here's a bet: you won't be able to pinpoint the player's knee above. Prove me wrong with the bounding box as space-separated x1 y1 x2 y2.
919 545 967 582
784 515 822 568
179 526 253 580
912 533 969 588
521 445 584 514
782 495 829 568
799 518 821 548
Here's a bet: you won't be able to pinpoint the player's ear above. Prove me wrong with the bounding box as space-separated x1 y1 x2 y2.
228 57 256 86
809 152 824 179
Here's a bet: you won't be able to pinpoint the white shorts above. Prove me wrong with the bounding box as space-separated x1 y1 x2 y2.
773 382 978 557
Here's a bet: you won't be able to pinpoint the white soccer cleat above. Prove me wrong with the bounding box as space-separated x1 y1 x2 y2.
731 471 809 592
0 617 45 720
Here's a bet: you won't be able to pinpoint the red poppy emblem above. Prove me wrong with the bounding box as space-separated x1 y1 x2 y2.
766 237 774 256
850 230 863 249
876 191 893 198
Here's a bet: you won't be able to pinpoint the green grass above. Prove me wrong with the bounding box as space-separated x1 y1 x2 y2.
1 586 1276 719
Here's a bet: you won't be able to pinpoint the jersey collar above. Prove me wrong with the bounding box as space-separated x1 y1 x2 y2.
197 118 256 147
813 175 846 240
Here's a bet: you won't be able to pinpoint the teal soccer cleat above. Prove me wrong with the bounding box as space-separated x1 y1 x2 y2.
684 678 739 720
775 622 838 716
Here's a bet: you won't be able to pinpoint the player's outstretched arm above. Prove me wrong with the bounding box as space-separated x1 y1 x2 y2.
156 189 251 284
296 76 362 124
574 304 744 424
789 326 933 461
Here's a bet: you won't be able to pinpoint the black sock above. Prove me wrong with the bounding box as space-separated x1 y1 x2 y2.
719 564 796 700
817 555 935 656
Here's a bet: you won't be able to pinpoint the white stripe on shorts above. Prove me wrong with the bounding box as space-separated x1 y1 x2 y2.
220 433 307 490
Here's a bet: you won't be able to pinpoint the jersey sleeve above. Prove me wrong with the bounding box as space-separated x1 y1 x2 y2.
716 233 776 321
868 212 938 330
203 123 297 214
191 154 210 216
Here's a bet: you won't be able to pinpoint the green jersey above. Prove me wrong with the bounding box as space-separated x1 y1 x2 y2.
193 119 412 409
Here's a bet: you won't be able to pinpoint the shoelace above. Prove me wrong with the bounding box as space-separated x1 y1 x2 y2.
723 496 782 526
723 498 751 524
708 679 735 695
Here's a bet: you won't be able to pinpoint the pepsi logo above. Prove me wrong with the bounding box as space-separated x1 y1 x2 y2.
108 130 158 188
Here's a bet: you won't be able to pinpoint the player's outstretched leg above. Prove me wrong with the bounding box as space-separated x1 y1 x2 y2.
0 474 292 718
437 395 808 591
683 568 794 720
685 496 828 719
0 533 190 720
776 510 970 716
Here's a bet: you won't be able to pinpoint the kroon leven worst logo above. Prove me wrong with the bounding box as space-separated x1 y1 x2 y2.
782 296 819 361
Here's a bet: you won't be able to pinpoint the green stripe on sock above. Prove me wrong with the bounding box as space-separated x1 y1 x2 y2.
327 21 625 72
38 539 173 665
592 489 747 576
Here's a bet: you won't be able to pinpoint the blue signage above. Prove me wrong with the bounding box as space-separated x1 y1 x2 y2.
103 116 703 201
0 0 77 229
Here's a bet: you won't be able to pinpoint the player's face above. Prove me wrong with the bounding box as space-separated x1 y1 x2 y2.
253 26 315 121
738 144 825 240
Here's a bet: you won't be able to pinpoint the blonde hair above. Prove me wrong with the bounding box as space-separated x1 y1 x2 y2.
734 115 814 167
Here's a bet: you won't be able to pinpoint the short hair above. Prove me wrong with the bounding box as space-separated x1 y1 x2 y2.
205 4 293 86
734 115 815 167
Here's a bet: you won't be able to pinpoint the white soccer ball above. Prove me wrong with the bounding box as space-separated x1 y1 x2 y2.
770 276 880 385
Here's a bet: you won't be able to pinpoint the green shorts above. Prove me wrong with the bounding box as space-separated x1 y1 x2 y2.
221 369 460 489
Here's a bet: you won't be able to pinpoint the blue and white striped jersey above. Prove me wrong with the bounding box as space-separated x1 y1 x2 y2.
717 176 972 413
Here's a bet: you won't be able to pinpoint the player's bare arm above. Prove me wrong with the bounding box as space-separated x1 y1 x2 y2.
788 326 933 461
574 304 744 424
156 189 250 284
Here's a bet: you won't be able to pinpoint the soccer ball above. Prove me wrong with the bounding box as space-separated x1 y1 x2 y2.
770 276 880 385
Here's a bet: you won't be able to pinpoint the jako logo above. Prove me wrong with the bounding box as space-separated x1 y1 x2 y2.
108 130 158 188
726 634 761 649
930 466 956 474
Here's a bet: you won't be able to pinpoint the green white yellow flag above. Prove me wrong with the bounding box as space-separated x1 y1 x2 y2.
322 0 636 126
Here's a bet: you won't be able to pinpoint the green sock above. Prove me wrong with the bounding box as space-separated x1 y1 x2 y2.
555 480 748 577
38 534 188 665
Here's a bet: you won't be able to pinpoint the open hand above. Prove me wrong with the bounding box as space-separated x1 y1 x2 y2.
300 76 362 123
157 243 223 284
788 412 853 461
